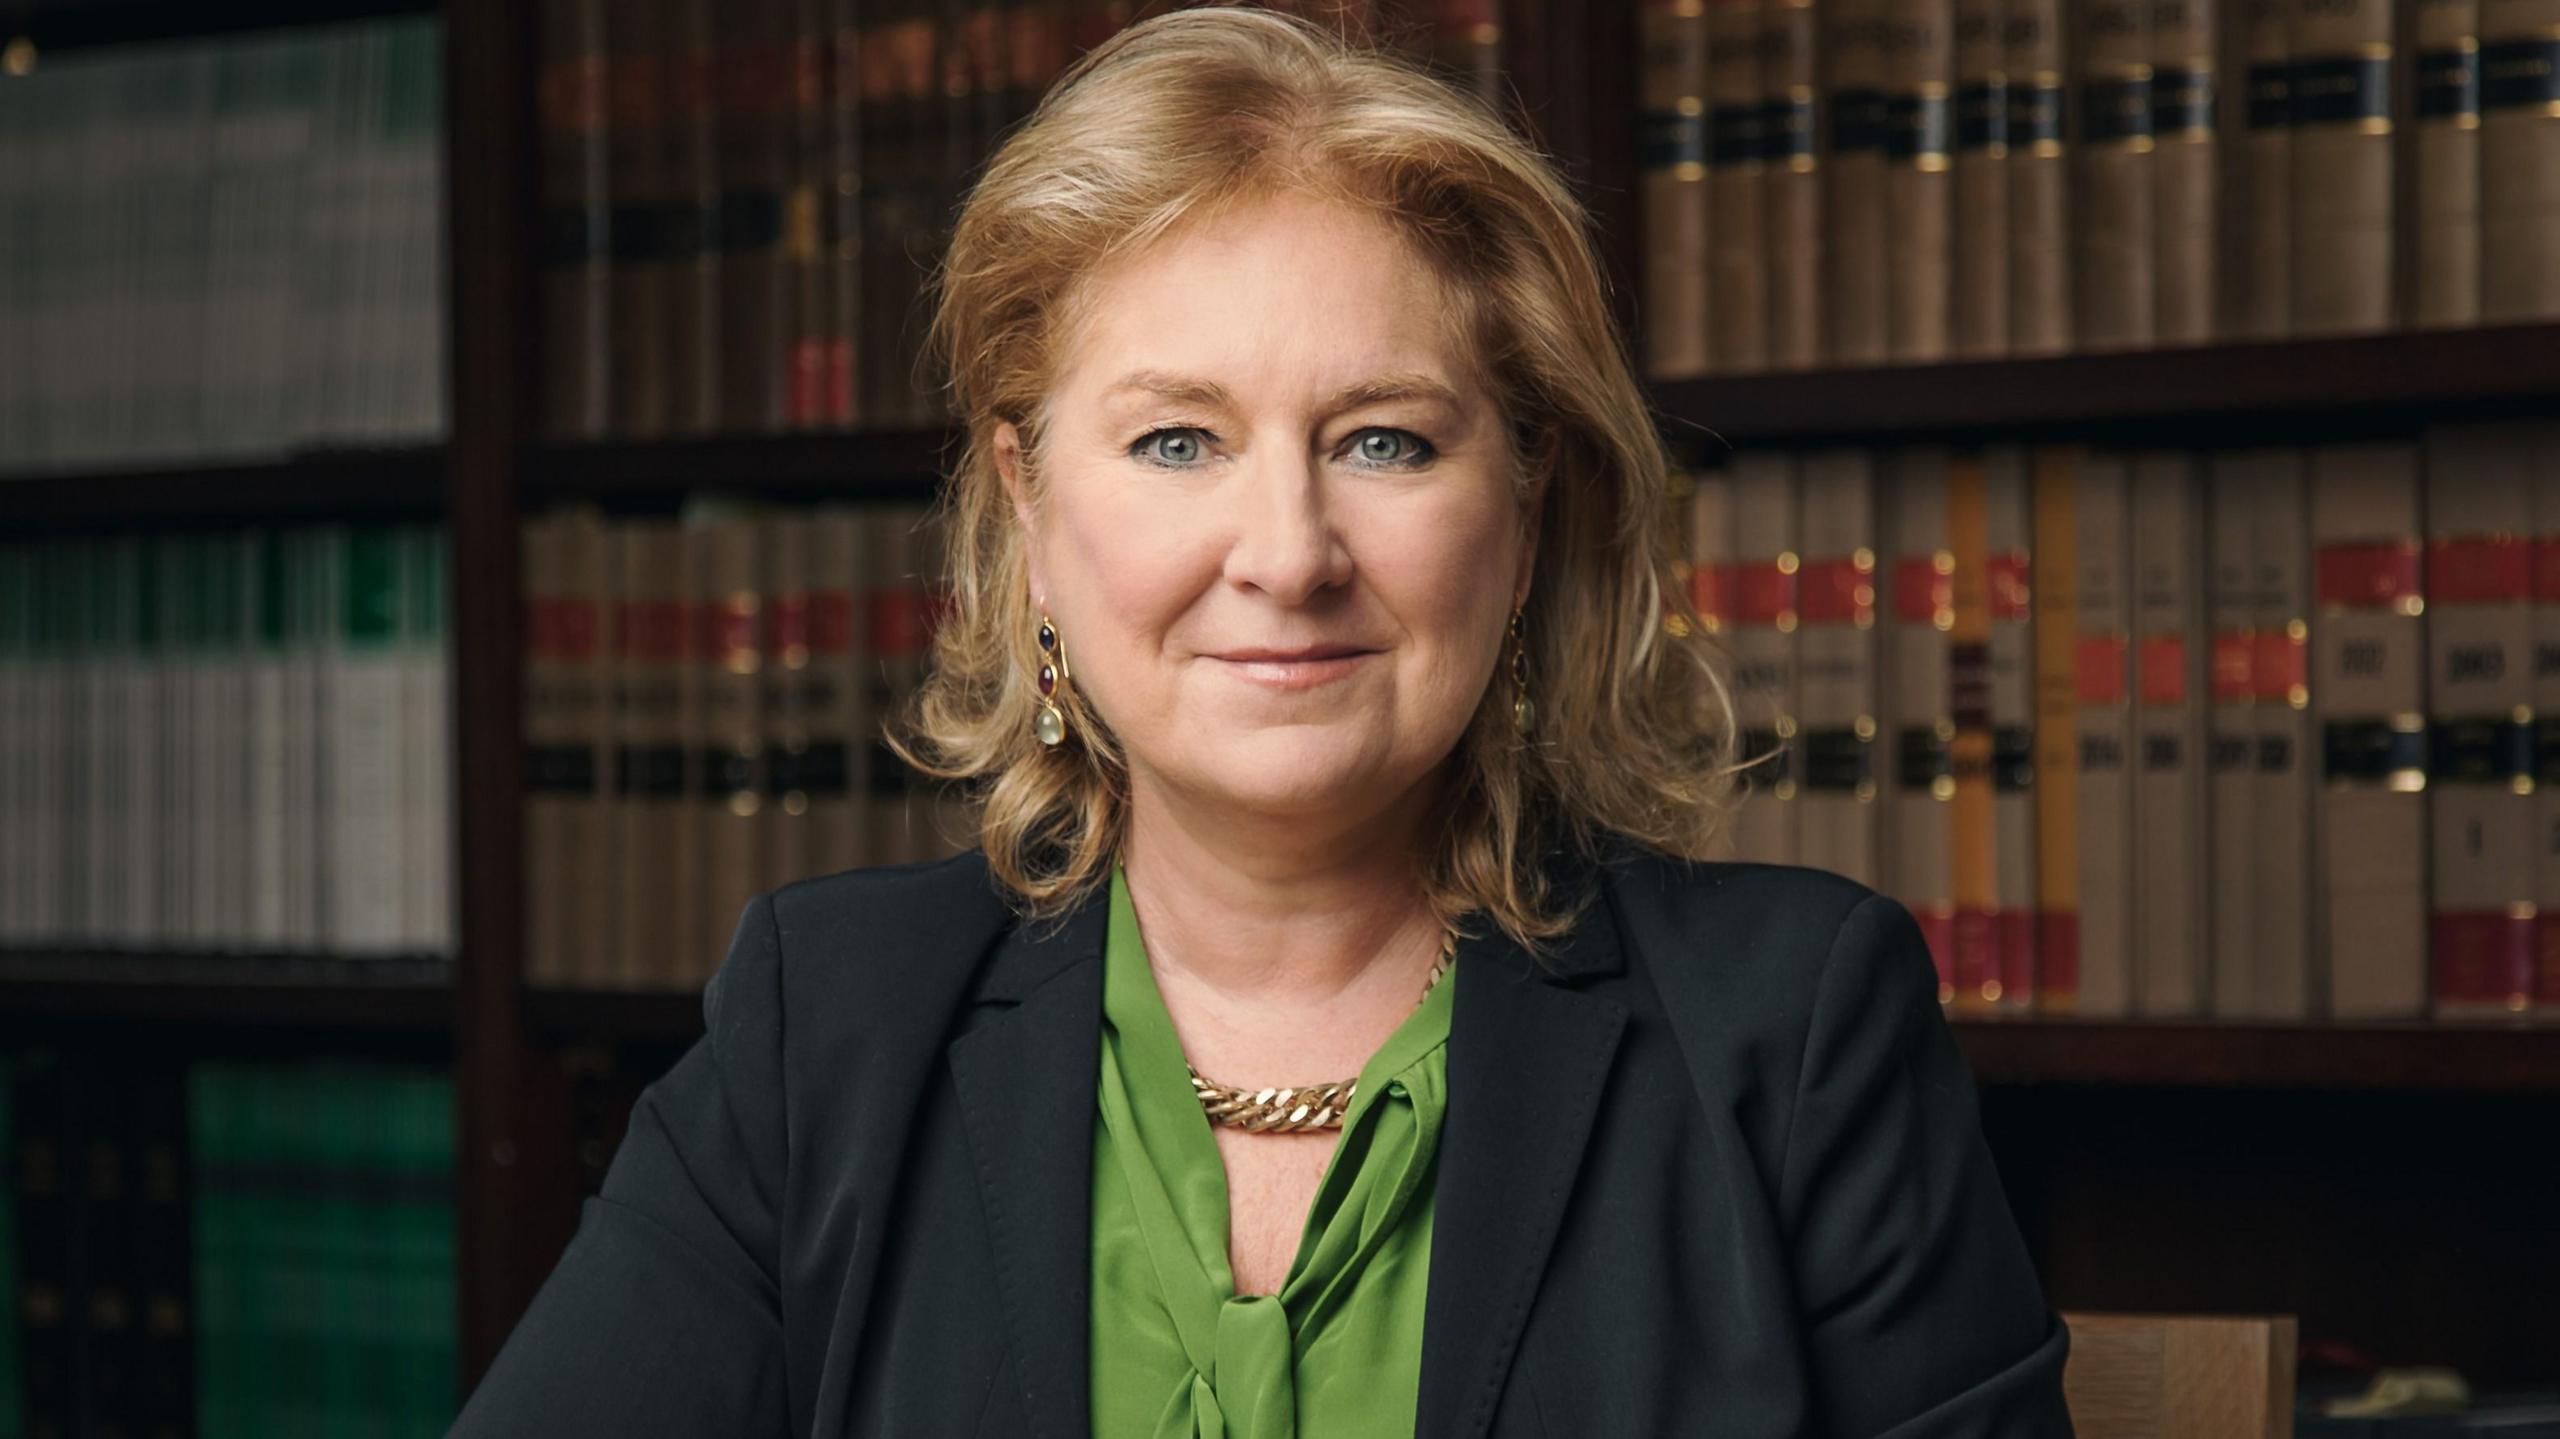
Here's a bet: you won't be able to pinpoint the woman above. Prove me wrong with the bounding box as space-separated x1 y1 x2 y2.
452 7 2072 1436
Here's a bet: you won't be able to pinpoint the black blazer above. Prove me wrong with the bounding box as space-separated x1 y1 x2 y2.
451 835 2074 1438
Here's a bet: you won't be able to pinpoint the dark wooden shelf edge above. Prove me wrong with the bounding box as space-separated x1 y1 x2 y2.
525 430 957 507
523 987 702 1044
0 445 447 531
0 950 454 1031
1655 322 2560 446
5 0 436 54
1954 1017 2560 1092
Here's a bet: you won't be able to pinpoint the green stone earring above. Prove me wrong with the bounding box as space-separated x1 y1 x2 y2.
1034 612 1071 747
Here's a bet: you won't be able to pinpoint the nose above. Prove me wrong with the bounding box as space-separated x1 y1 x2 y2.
1222 447 1353 605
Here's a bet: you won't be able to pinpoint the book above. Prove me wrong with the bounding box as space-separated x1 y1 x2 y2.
1639 0 1714 380
2479 0 2560 319
1884 0 1957 359
2410 0 2484 327
2131 450 2207 1015
1884 445 1958 996
1763 0 1826 368
1796 448 1883 887
1711 0 1773 371
1952 0 2012 358
2290 0 2396 333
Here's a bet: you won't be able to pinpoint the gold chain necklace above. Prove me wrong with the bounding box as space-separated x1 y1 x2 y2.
1184 926 1457 1135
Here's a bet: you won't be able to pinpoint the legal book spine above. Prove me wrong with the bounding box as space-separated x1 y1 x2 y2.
804 505 869 875
2074 451 2137 1017
405 525 454 956
130 1064 193 1439
1688 466 1741 858
718 0 793 433
2311 441 2430 1019
2152 0 2220 342
1796 448 1882 888
2007 0 2068 348
2479 0 2560 319
558 509 615 986
1640 0 1714 380
2131 451 2207 1015
919 504 972 858
2235 0 2293 335
2207 451 2261 1015
2250 447 2315 1018
2532 425 2560 1014
1764 0 1826 368
1711 0 1774 371
247 532 293 950
784 0 834 430
660 0 725 436
1985 447 2038 1011
1952 0 2014 357
2029 447 2085 1011
193 538 232 947
824 0 868 427
1884 0 1958 360
0 551 24 943
324 526 410 958
868 501 938 865
153 536 192 948
537 0 611 440
2076 0 2158 349
521 513 568 986
1946 451 2001 1012
1826 0 1893 362
2411 0 2483 327
284 531 324 952
760 512 812 892
687 499 768 984
2290 0 2396 333
1729 452 1804 865
1885 445 1958 997
12 1055 70 1438
2424 424 2536 1017
613 520 696 991
607 0 670 437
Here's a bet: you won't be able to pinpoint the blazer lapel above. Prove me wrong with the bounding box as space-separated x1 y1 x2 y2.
948 887 1111 1439
1415 854 1631 1439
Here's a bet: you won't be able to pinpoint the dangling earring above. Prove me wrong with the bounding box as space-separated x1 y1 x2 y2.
1034 611 1071 747
1508 606 1535 734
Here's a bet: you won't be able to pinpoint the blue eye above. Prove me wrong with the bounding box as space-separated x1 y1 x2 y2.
1351 428 1435 468
1131 427 1211 467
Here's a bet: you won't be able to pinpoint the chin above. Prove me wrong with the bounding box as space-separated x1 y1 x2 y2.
1170 728 1410 819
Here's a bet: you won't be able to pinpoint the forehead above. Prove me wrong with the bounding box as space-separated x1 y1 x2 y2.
1054 189 1484 404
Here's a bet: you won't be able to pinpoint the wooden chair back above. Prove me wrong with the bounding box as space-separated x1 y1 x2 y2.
2059 1313 2298 1439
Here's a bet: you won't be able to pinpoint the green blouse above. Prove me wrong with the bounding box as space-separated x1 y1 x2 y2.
1089 863 1457 1438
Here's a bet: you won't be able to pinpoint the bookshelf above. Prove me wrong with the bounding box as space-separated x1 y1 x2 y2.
8 0 2560 1422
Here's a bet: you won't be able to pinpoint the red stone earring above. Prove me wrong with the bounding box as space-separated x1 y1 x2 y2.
1034 612 1071 747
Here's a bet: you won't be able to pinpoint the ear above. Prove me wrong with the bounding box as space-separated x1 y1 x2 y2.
996 420 1049 605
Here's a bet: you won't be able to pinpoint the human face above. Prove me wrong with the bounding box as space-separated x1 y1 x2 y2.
999 189 1537 833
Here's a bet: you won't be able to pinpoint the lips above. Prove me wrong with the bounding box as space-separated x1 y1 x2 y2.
1210 645 1377 663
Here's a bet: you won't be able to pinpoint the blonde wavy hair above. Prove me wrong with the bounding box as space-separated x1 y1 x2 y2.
888 3 1741 955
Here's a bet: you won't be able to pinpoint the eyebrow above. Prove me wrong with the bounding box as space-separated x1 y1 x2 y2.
1100 369 1467 417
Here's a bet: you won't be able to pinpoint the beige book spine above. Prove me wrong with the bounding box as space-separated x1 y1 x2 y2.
2131 452 2206 1016
1641 0 1715 378
614 520 696 990
2529 426 2560 1015
2077 0 2158 348
2075 451 2137 1017
1886 0 1959 359
2153 0 2220 342
522 514 567 987
1885 445 1958 999
759 512 809 893
1729 453 1803 864
1953 0 2013 356
688 502 766 985
2006 0 2075 350
2412 0 2484 326
557 508 616 987
2235 0 2294 336
804 505 867 875
2290 0 2397 333
2310 442 2429 1019
2479 0 2560 319
2206 453 2261 1016
1713 0 1774 371
1795 449 1882 887
1984 448 2038 1012
1947 454 1999 1014
1764 0 1827 368
2424 425 2537 1017
918 507 971 859
2250 449 2315 1018
1827 0 1894 362
2029 447 2084 1012
868 502 934 865
1691 468 1742 860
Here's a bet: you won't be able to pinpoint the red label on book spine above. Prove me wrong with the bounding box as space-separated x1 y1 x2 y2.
2426 535 2532 606
769 594 810 657
1996 911 2036 1005
1987 552 2030 620
2430 913 2535 1011
807 592 854 654
2536 538 2560 603
618 600 689 661
2139 635 2188 705
1798 557 1875 625
2078 635 2128 705
2539 913 2560 1009
702 596 760 664
1688 564 1733 626
2253 629 2307 703
1895 556 1953 624
1914 907 1956 997
2036 910 2080 1007
1953 907 1997 1000
2314 540 2422 609
2210 629 2254 701
1733 561 1797 625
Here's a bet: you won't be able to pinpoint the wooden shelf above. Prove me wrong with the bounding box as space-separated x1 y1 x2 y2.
1953 1017 2560 1093
0 949 454 1033
1651 322 2560 447
524 431 955 509
0 446 445 532
3 0 434 53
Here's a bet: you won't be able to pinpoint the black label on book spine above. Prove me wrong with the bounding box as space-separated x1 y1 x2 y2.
526 744 599 796
1761 95 1818 164
2246 60 2292 129
1640 109 1710 172
2081 75 2155 145
1898 726 1956 788
1957 78 2010 151
2418 45 2482 120
2481 38 2560 113
2291 54 2393 128
1830 87 1888 153
609 202 667 264
1804 727 1876 792
1883 91 1953 162
617 744 688 799
1711 103 1767 166
2321 719 2428 783
700 745 761 799
1994 725 2036 792
1740 727 1795 789
2152 64 2216 136
718 188 784 252
2009 79 2065 146
2429 715 2536 783
540 206 611 267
